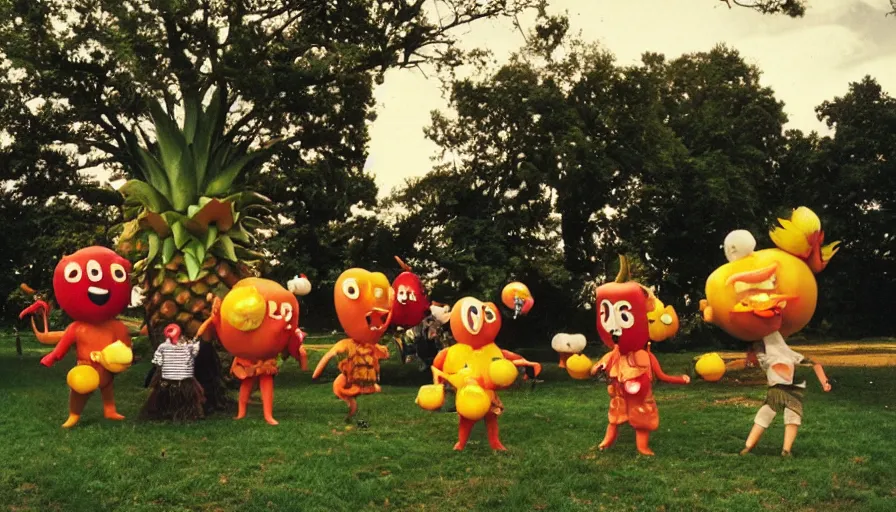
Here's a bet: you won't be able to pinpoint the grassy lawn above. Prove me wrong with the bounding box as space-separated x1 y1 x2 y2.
1 331 894 512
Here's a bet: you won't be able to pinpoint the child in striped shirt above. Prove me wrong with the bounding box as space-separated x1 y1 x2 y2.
141 323 206 421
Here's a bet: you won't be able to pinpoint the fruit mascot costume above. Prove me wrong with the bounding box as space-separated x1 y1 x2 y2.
700 207 836 456
389 256 432 362
141 323 205 421
19 246 135 428
197 276 310 425
415 296 542 451
590 255 690 456
313 269 395 420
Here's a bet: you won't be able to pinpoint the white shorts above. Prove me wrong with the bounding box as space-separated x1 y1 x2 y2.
754 404 802 427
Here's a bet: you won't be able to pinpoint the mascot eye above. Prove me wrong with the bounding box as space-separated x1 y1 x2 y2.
268 300 283 320
86 260 103 282
600 300 612 322
63 262 83 283
409 291 417 302
110 263 127 283
397 289 407 303
484 307 497 323
616 303 635 328
342 278 360 300
281 302 293 322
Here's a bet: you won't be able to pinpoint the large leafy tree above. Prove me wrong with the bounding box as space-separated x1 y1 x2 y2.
794 77 896 336
0 0 544 325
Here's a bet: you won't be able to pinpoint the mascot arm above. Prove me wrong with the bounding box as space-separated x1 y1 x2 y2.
649 351 690 384
40 324 78 367
311 339 348 380
501 349 542 377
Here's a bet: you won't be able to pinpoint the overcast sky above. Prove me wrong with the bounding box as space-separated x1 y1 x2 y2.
366 0 896 197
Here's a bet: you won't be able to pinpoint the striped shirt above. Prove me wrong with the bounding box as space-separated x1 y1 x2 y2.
152 340 200 381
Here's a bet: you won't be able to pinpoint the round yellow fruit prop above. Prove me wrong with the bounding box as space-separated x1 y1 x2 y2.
67 365 100 394
416 384 446 411
566 353 593 380
488 359 519 388
221 285 266 331
90 340 134 373
695 353 726 382
456 384 491 421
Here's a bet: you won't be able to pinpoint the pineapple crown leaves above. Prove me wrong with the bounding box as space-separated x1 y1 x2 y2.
117 85 278 282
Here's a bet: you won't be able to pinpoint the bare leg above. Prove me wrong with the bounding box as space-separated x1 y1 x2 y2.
782 424 798 455
259 375 277 425
101 383 125 421
454 417 475 451
741 424 766 455
635 429 655 456
598 423 618 451
235 377 254 420
333 375 360 421
485 413 506 451
62 391 90 428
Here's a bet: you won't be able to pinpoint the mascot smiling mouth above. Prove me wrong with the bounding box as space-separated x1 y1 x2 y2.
88 286 111 306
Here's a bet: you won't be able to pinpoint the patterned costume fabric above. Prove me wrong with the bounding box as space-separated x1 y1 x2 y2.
152 340 200 381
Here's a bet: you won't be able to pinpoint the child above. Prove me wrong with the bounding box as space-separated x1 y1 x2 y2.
740 333 832 456
141 323 206 421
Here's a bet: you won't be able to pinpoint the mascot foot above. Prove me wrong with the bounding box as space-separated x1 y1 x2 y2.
61 414 81 428
265 417 279 426
104 411 125 421
637 448 655 457
740 447 753 456
453 442 466 451
781 450 792 457
234 413 246 420
490 443 508 451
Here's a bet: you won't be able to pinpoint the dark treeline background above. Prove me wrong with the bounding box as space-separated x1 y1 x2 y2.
2 1 894 349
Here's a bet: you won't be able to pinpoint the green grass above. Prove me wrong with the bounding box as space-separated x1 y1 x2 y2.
1 332 894 512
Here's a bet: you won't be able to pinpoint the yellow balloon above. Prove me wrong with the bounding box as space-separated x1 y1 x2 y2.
695 353 726 382
90 340 133 373
566 353 593 380
415 384 445 411
221 285 266 331
445 366 475 390
488 359 518 388
456 384 491 421
67 365 100 394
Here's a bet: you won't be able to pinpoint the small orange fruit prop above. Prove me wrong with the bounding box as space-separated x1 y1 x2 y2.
456 384 491 421
695 353 726 382
416 384 446 411
67 365 100 394
566 353 593 380
488 359 519 388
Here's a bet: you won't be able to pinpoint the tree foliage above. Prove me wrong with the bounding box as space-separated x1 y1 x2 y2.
722 0 807 17
0 0 543 318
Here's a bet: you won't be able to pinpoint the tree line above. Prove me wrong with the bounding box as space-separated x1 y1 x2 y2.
1 1 893 348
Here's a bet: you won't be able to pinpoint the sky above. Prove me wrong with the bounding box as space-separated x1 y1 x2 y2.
365 0 896 197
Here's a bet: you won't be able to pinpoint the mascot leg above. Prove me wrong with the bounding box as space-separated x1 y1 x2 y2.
100 382 125 421
635 429 654 456
485 413 506 451
333 374 361 421
259 375 277 426
454 416 475 451
235 377 254 420
62 391 90 428
598 424 618 451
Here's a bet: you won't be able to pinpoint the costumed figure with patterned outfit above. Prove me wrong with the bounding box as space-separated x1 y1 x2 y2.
313 269 395 421
141 323 205 421
414 296 542 451
590 255 690 456
700 207 837 456
197 276 310 425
